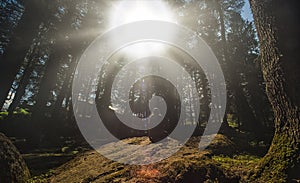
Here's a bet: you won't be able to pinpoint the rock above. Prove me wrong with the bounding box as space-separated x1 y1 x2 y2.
0 133 30 183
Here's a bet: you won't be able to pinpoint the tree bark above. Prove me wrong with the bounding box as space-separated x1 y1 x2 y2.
249 0 300 182
0 133 30 182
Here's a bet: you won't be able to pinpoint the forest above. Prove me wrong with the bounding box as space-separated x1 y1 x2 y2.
0 0 299 182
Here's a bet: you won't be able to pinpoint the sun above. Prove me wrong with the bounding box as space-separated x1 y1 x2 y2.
109 0 175 28
109 0 175 57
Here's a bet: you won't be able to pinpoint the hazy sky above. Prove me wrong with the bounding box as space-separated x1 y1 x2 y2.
241 0 253 21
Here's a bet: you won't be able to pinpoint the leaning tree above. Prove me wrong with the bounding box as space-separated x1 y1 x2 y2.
250 0 300 182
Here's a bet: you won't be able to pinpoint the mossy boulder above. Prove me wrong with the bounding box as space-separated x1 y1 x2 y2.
0 133 30 183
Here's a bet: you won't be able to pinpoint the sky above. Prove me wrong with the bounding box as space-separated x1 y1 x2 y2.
241 0 253 21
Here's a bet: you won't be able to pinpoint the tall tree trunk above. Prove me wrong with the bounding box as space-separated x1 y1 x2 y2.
0 0 48 109
53 48 81 117
214 0 231 126
7 47 39 115
250 0 300 182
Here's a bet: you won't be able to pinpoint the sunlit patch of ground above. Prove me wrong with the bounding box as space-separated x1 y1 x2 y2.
135 165 161 178
27 134 264 182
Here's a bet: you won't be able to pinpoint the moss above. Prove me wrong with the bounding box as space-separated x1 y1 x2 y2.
28 169 55 183
0 111 8 120
213 155 260 169
0 108 31 120
205 134 238 156
13 108 31 117
213 155 260 181
251 134 299 182
227 114 239 128
16 108 31 116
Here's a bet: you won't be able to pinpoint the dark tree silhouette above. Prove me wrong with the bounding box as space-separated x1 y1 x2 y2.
0 0 49 109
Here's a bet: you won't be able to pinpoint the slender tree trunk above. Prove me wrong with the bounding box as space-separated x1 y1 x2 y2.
250 0 300 181
214 0 231 127
215 0 228 65
7 47 38 115
53 53 80 117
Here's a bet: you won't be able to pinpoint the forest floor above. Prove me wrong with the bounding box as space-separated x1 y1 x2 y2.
24 131 266 183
